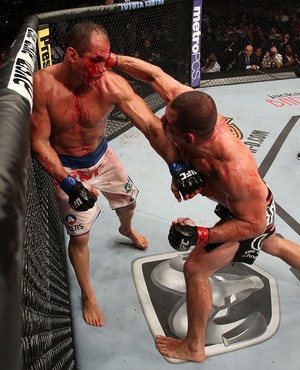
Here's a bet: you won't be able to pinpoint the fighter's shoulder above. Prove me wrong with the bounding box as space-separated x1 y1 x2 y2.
33 64 57 79
174 84 193 95
100 70 134 98
102 69 129 85
33 65 57 92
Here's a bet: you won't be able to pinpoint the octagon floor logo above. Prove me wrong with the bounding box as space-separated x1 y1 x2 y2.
132 251 280 364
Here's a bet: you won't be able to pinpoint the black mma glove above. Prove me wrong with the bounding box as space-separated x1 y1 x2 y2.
168 223 210 251
60 176 97 211
169 160 204 197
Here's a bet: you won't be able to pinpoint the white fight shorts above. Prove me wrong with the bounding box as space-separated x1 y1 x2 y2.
54 146 138 236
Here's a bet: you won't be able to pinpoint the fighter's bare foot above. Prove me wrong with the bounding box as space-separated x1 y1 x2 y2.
119 227 149 250
82 296 105 327
155 335 206 363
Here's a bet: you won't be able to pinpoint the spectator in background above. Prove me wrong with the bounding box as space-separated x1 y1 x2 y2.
278 33 291 54
262 45 283 69
252 47 264 69
138 38 157 64
236 44 260 70
201 52 221 73
51 45 64 64
275 8 290 33
139 38 152 61
267 26 282 43
253 26 263 43
50 38 64 64
282 44 300 66
253 28 269 51
151 28 167 62
291 12 300 40
243 28 255 46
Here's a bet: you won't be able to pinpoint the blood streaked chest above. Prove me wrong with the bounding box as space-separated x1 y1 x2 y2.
49 90 112 130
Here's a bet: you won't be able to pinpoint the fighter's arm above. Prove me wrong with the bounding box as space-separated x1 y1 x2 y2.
115 55 192 102
30 71 68 183
169 177 268 251
104 71 183 163
102 72 204 199
209 179 267 242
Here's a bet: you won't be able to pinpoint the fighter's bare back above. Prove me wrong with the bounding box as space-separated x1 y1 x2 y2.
180 114 268 214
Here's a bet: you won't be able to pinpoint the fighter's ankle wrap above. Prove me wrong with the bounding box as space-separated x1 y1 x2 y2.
106 52 118 68
197 227 210 245
60 175 78 195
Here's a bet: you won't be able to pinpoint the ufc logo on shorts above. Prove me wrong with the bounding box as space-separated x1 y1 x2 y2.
179 169 197 180
266 199 276 226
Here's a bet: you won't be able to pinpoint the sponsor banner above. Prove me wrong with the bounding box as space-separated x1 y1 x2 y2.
265 92 300 107
7 27 37 110
38 26 52 69
118 0 164 10
190 0 202 88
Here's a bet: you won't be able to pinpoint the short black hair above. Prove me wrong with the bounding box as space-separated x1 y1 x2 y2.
170 91 217 137
64 21 109 56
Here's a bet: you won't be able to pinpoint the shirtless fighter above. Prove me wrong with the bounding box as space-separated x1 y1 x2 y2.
114 55 300 362
30 22 203 327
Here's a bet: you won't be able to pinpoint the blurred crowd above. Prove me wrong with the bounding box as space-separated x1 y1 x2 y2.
1 1 300 74
201 3 300 72
0 1 112 64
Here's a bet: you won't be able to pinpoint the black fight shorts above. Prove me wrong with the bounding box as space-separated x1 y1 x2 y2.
206 188 276 265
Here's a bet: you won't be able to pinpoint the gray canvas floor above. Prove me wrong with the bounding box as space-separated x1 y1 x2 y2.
67 78 300 370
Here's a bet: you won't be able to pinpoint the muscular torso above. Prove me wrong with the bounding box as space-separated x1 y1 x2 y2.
50 83 112 156
36 64 114 157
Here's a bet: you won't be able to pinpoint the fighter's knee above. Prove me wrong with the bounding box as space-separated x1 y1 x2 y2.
117 201 136 212
184 257 208 279
261 234 278 255
124 202 136 212
69 233 90 248
262 235 286 259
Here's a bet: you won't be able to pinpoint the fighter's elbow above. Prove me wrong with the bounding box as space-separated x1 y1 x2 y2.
30 137 47 158
252 220 267 237
147 65 164 82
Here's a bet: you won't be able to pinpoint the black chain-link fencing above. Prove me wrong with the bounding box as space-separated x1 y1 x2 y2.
22 156 75 370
